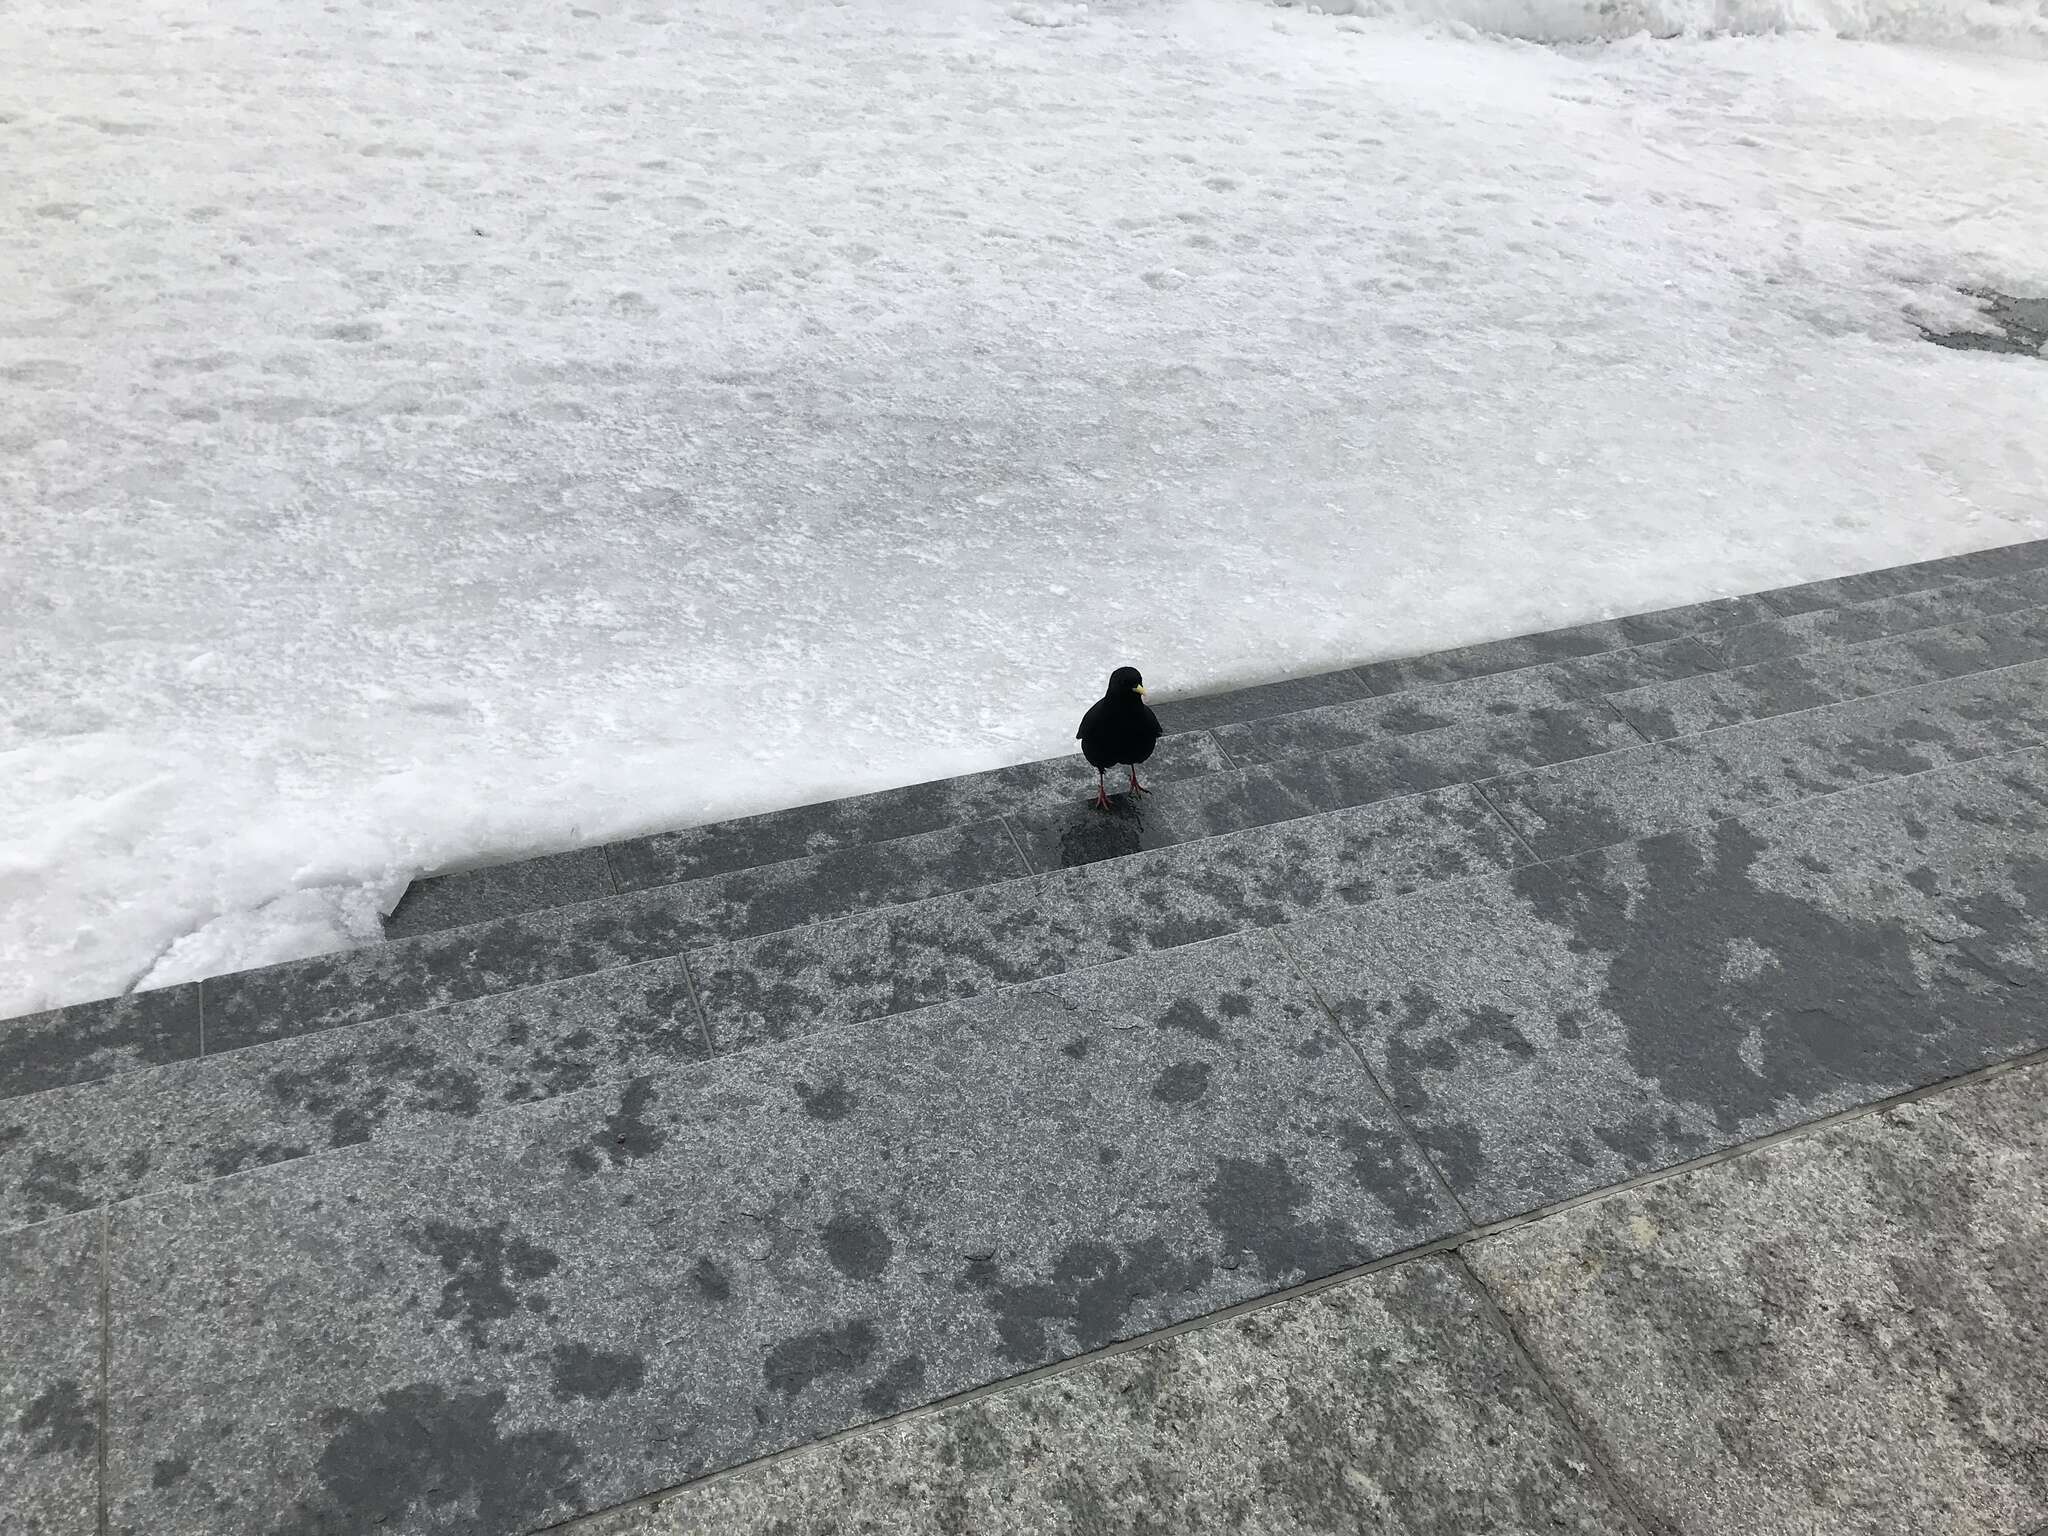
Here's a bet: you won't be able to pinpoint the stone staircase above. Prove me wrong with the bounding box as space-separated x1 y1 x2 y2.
5 537 2048 1536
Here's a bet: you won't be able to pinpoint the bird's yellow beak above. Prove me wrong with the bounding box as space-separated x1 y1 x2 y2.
1134 685 1147 696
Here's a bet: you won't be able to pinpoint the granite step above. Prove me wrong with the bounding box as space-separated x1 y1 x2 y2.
1344 534 2048 697
367 540 2048 942
1607 601 2048 740
1217 561 2048 766
10 745 2042 1536
1480 655 2048 862
0 690 1644 1104
582 1057 2048 1536
2 742 2036 1242
9 601 2043 1115
384 635 1707 943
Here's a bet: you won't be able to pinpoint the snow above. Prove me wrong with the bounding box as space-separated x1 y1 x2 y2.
4 0 2046 1019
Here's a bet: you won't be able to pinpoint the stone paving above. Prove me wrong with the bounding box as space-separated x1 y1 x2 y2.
3 538 2047 1536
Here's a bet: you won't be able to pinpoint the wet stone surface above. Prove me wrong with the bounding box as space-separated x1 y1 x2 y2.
1009 700 1637 873
0 958 711 1233
1 1211 101 1536
1290 749 2048 1221
604 732 1232 892
1705 564 2048 669
1607 604 2048 740
1147 665 1375 735
689 783 1523 1054
0 982 200 1101
581 1256 1636 1536
104 930 1460 1536
383 847 614 941
201 818 1030 1056
1468 1060 2048 1536
1482 659 2048 860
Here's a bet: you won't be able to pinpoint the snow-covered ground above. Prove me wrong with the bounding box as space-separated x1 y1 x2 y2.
4 0 2046 1018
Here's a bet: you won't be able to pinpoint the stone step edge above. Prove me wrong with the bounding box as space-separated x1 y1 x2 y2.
16 738 2036 1228
543 1040 2048 1536
385 544 2048 930
374 649 2048 977
9 652 2030 1105
374 695 1637 953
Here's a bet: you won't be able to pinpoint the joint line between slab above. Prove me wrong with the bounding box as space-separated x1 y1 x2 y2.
1446 1249 1662 1536
1468 777 1546 867
97 1202 110 1536
1267 925 1479 1230
997 814 1038 876
1597 693 1653 746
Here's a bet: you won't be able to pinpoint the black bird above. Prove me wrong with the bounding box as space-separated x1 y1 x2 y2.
1077 666 1162 811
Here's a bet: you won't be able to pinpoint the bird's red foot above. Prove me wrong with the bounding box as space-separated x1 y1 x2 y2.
1094 785 1113 811
1128 771 1150 796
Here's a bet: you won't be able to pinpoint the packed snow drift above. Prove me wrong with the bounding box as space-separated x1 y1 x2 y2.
4 0 2045 1017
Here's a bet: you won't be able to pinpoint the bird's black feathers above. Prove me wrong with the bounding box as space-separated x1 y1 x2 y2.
1078 666 1162 771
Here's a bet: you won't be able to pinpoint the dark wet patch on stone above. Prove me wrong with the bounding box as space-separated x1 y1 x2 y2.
1159 998 1223 1040
689 1255 732 1301
18 1151 95 1223
1333 1121 1441 1228
764 1318 878 1398
407 1219 561 1349
1151 1061 1211 1104
1059 1036 1090 1059
1202 1153 1370 1283
822 1211 893 1281
17 1377 95 1458
151 1453 192 1487
859 1354 927 1416
1516 817 2048 1129
203 1139 313 1178
794 1080 855 1121
283 1383 583 1535
578 1075 665 1169
957 1237 1210 1365
549 1342 647 1402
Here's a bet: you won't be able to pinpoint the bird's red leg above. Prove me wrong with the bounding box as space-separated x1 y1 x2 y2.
1128 767 1149 796
1094 771 1112 811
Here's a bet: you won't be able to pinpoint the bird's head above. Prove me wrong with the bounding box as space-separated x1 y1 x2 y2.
1107 665 1147 699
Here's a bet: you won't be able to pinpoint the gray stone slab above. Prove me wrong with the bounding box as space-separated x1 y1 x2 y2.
1011 702 1638 874
1482 659 2048 860
1 982 201 1102
1466 1060 2048 1536
1217 638 1713 766
1145 666 1375 736
1287 749 2048 1221
202 819 1028 1057
0 959 710 1233
1614 591 1780 643
1355 619 1635 696
605 733 1231 893
383 847 614 941
1757 536 2048 615
104 932 1461 1536
692 784 1525 1055
1609 606 2048 740
1716 563 2048 666
582 1255 1637 1536
1 1211 101 1536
